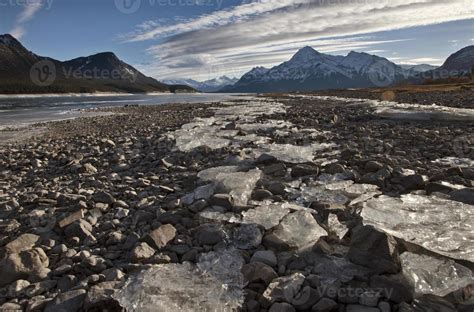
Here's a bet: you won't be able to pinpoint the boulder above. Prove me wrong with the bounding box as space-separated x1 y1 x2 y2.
144 224 177 249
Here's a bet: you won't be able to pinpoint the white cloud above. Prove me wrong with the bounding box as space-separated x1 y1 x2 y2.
394 57 444 65
123 0 474 79
10 0 44 39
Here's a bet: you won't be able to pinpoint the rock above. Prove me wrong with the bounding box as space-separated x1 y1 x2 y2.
102 268 125 281
64 219 95 241
348 225 400 274
262 273 305 306
250 250 277 267
0 302 23 311
242 262 278 285
400 174 425 190
0 248 49 287
370 275 413 303
359 290 381 307
252 189 273 201
311 298 338 311
269 302 296 312
80 163 97 174
5 233 39 254
450 188 474 204
425 182 456 195
195 224 226 246
346 304 380 312
131 242 155 263
209 193 234 210
291 163 319 178
269 210 327 250
292 286 321 310
361 168 391 187
365 161 384 172
92 191 115 204
84 283 122 311
58 210 84 229
44 289 86 312
144 224 177 249
7 279 30 297
411 295 457 312
378 301 391 312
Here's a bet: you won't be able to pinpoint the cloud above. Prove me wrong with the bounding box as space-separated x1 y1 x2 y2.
395 57 444 65
10 0 44 39
123 0 474 79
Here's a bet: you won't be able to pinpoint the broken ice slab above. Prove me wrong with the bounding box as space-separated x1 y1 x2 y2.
241 202 291 230
237 120 294 132
254 143 337 164
114 260 244 311
271 210 327 250
311 253 372 283
171 126 231 151
362 194 474 262
400 252 474 297
199 209 241 223
213 101 286 120
213 169 263 206
298 185 350 206
197 248 245 288
328 214 349 240
432 157 474 168
197 166 241 182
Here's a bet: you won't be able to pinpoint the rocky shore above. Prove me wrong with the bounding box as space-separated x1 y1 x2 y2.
0 94 473 312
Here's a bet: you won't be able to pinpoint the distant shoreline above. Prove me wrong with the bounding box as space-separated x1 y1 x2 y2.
0 91 205 98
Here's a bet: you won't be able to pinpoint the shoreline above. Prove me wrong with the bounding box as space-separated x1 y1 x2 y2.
0 93 473 311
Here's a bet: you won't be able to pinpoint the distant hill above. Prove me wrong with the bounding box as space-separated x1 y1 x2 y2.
0 34 195 94
164 76 239 92
428 45 474 78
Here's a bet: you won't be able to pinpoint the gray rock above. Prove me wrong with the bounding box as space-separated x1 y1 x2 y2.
233 224 262 250
44 289 86 312
209 194 234 210
292 286 321 310
450 188 474 204
250 250 277 267
64 219 95 241
102 268 125 281
144 224 177 249
84 282 122 311
400 174 425 190
378 301 391 312
291 163 319 178
269 302 296 312
370 275 413 304
346 304 380 312
311 298 338 311
5 233 39 254
0 248 49 287
252 189 273 201
359 290 381 307
58 210 84 229
195 224 226 246
348 225 400 274
131 242 155 263
242 262 278 285
92 191 115 204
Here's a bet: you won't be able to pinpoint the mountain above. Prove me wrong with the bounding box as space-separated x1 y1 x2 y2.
0 34 194 94
400 64 438 73
222 47 412 92
431 45 474 75
222 46 474 92
163 76 239 92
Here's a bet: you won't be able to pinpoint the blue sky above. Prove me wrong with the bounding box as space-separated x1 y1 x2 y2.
1 0 473 81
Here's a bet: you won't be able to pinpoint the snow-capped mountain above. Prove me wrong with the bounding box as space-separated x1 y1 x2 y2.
163 76 239 92
222 46 412 92
400 64 438 73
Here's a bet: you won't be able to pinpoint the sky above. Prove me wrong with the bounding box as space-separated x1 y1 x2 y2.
1 0 473 81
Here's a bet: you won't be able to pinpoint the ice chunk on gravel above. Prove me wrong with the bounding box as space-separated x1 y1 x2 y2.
362 194 474 262
271 210 327 250
241 203 291 230
400 252 474 297
115 253 245 311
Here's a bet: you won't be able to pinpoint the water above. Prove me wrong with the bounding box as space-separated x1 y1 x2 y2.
0 93 245 128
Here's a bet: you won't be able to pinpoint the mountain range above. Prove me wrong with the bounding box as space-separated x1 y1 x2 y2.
0 34 194 94
221 45 474 92
163 76 239 92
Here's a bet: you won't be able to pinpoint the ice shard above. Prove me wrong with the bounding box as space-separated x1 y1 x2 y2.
362 194 474 262
400 252 474 297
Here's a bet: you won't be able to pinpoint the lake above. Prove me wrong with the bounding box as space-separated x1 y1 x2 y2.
0 93 247 128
